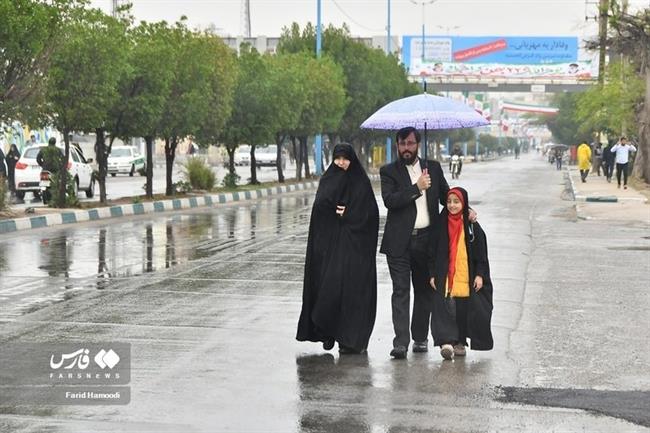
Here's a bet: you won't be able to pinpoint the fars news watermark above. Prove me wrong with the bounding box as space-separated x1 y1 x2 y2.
0 342 131 405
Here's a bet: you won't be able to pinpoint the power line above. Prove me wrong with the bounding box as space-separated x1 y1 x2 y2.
328 0 385 32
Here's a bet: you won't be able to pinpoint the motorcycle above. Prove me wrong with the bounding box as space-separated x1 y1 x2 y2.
450 155 462 179
39 170 52 204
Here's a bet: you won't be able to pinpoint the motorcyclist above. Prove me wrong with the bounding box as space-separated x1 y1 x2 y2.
36 137 64 173
449 146 464 176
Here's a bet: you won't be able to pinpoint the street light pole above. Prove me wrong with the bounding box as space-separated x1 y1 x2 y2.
386 0 392 163
315 0 323 175
410 0 436 91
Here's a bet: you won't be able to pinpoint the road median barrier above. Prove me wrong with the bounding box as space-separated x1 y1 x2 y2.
0 180 319 234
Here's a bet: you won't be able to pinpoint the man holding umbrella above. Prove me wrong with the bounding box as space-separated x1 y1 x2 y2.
361 93 487 360
380 127 452 360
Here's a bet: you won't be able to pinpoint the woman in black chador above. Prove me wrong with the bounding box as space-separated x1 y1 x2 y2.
296 143 379 354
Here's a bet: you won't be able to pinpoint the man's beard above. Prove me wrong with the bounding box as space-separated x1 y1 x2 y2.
399 149 418 165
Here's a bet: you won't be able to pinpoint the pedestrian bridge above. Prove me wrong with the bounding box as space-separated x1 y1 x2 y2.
416 75 597 93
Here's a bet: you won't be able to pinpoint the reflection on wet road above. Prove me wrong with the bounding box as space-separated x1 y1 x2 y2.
0 194 313 321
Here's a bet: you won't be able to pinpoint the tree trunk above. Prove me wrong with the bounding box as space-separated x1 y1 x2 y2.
95 128 107 203
326 133 338 166
293 136 301 181
145 135 154 199
300 136 310 178
633 68 650 182
250 144 259 184
57 128 71 208
226 146 236 175
164 136 177 196
276 133 286 183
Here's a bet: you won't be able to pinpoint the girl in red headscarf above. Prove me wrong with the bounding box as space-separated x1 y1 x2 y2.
429 187 493 360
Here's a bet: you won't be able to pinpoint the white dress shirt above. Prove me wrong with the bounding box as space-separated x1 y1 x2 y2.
406 159 430 229
610 143 637 164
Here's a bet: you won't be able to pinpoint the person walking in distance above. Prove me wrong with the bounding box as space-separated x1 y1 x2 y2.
602 140 616 182
5 144 21 196
610 137 637 189
379 127 451 359
577 142 592 183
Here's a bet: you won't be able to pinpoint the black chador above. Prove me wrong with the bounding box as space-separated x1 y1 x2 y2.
296 144 379 353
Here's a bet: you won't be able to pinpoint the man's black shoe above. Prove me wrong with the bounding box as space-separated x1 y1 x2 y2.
412 341 428 353
323 338 335 351
390 346 407 359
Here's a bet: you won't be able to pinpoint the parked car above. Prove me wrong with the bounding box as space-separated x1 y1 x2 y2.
255 145 286 169
14 145 95 200
234 145 251 166
107 146 145 176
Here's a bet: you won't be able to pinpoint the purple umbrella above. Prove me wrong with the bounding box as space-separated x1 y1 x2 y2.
360 92 489 159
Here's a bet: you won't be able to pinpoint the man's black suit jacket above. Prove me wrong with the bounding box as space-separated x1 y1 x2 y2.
379 158 449 257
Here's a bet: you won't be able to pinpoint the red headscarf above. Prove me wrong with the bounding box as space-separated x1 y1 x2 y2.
447 188 465 290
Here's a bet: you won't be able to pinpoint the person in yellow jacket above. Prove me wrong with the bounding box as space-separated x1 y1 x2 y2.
577 142 592 183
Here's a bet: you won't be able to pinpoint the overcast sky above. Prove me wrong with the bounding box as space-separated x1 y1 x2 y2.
90 0 647 42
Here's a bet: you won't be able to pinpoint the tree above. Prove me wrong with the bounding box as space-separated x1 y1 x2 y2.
288 55 346 180
0 0 79 123
606 4 650 181
219 45 270 186
158 22 215 196
265 53 307 183
278 23 414 170
192 31 238 165
544 93 592 146
574 61 643 139
44 7 127 207
117 21 176 199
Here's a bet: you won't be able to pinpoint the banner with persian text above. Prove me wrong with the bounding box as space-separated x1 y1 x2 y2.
401 36 597 79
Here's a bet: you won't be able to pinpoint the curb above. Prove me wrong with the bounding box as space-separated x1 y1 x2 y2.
0 181 319 235
567 170 647 203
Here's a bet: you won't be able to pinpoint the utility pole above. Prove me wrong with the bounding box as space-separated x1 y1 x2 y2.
241 0 251 38
598 0 609 85
315 0 323 175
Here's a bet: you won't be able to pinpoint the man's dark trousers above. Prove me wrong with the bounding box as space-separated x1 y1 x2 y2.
386 228 433 349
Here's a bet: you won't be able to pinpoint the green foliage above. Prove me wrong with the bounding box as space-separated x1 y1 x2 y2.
0 0 79 123
48 171 78 208
222 172 240 188
173 180 192 194
477 133 500 154
0 177 7 211
278 23 414 143
183 157 216 191
575 61 644 137
544 93 592 145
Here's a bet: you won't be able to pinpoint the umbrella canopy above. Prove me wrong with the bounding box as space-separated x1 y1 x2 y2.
549 143 569 151
360 93 489 131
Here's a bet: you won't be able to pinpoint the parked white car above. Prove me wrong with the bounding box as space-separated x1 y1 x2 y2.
255 144 286 169
107 146 145 176
234 145 251 166
14 145 95 200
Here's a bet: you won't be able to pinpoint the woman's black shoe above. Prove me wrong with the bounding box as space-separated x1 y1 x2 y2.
339 345 366 355
322 338 335 351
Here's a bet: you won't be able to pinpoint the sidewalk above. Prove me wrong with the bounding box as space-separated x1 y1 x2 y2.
567 166 650 224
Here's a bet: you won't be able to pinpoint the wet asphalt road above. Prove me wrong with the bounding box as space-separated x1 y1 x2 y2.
0 153 649 432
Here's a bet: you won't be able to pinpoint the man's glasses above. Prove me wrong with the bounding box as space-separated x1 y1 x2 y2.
398 140 417 146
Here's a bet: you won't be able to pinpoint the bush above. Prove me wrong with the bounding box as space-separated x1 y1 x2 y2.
183 157 215 191
222 172 240 188
48 171 79 208
0 177 7 211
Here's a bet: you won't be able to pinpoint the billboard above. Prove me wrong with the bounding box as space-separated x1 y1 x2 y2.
402 36 596 79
